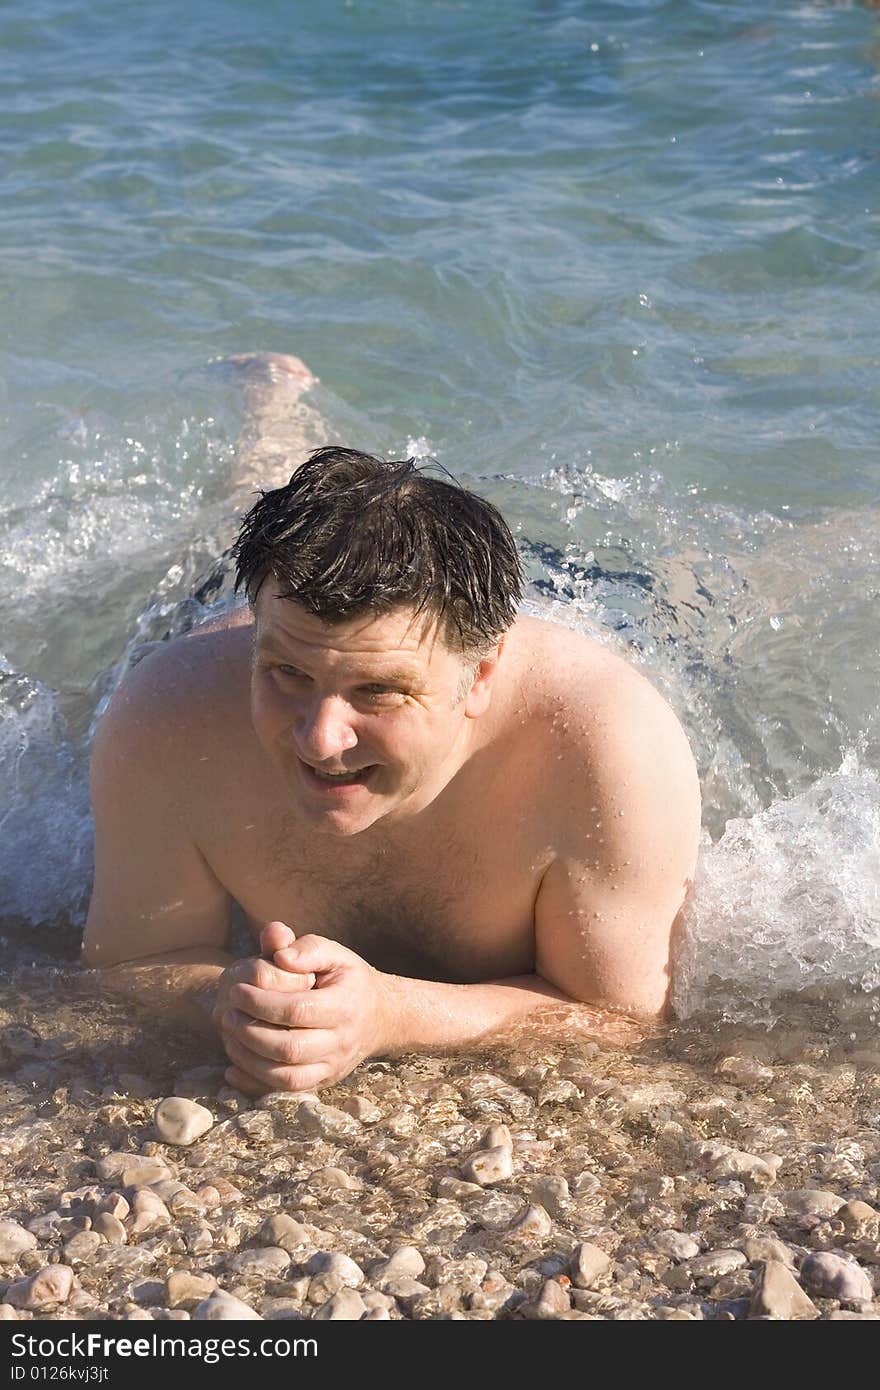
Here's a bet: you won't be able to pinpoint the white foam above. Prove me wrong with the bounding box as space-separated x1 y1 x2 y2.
673 751 880 1019
0 657 92 926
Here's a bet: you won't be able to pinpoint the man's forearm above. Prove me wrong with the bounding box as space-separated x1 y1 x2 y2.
82 948 235 1039
378 971 648 1055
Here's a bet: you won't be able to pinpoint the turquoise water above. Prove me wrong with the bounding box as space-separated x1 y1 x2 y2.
1 0 878 1016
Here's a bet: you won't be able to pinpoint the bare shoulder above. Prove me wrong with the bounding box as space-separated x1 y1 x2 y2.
98 623 253 749
507 612 682 733
505 612 700 829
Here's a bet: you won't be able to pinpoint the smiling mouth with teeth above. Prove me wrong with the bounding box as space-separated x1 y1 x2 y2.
308 765 371 783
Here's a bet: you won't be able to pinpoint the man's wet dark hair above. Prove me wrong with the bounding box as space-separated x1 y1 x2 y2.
232 447 523 653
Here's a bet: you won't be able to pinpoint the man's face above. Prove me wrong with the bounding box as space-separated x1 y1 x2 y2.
250 579 494 836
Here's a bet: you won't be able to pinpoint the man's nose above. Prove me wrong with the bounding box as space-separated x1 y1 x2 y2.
293 695 358 761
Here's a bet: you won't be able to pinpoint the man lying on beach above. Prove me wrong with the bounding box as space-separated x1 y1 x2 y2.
82 354 701 1096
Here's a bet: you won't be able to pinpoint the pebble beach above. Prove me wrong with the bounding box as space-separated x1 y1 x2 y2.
1 961 878 1323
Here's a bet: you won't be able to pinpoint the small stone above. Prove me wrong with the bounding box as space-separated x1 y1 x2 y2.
376 1277 430 1312
0 1221 37 1264
507 1204 553 1242
743 1237 796 1269
96 1193 130 1221
361 1306 391 1320
122 1161 172 1188
783 1189 845 1219
92 1213 126 1245
193 1185 222 1209
296 1099 360 1141
530 1175 570 1217
0 1305 21 1320
166 1271 218 1308
229 1247 291 1279
260 1298 308 1320
201 1178 244 1204
749 1261 819 1319
5 1265 75 1310
361 1291 396 1314
800 1253 873 1303
570 1243 612 1289
371 1247 426 1282
95 1152 171 1184
521 1278 572 1319
194 1292 262 1320
689 1250 747 1281
339 1096 382 1123
839 1201 879 1234
313 1288 368 1320
435 1176 483 1200
306 1251 365 1303
715 1055 775 1087
259 1214 312 1252
63 1231 104 1263
700 1143 780 1187
306 1166 361 1193
462 1146 514 1186
653 1231 700 1262
154 1097 215 1146
481 1123 512 1150
168 1187 210 1217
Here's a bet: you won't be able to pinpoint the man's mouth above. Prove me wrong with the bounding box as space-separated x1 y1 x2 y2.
299 761 376 788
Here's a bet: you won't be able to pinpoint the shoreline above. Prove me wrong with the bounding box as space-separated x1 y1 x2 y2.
0 964 878 1321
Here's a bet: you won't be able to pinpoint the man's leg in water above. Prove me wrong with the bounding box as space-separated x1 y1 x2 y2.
226 351 328 496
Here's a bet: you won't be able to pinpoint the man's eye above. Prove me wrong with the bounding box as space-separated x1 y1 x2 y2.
275 665 306 678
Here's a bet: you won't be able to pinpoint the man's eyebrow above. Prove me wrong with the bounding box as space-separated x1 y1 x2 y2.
254 640 421 685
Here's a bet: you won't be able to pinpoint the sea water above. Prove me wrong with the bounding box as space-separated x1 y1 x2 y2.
1 0 878 1041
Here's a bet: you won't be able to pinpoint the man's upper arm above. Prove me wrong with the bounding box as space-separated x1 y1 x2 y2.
534 668 701 1018
82 651 231 969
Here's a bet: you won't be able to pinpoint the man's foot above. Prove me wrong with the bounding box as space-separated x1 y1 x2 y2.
224 351 319 393
221 350 328 495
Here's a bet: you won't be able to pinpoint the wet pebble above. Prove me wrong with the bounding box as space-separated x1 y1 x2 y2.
313 1288 367 1320
306 1252 365 1303
165 1271 218 1308
800 1253 873 1303
521 1278 572 1319
783 1189 845 1219
749 1261 818 1320
653 1231 700 1262
194 1291 262 1320
154 1098 215 1147
370 1247 426 1282
689 1249 747 1281
259 1214 312 1252
743 1237 796 1269
296 1100 360 1141
63 1231 104 1263
569 1243 612 1289
228 1247 291 1279
0 1221 37 1264
461 1145 513 1186
5 1265 75 1310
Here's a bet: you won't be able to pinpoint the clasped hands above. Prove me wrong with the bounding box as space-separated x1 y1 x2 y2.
213 921 392 1095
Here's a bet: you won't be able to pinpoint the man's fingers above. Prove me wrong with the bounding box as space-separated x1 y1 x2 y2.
223 1065 266 1098
222 1010 336 1065
233 956 315 994
260 920 296 956
227 981 339 1027
223 1034 330 1093
273 933 357 977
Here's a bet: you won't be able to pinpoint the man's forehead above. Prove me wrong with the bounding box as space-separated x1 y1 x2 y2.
253 585 446 661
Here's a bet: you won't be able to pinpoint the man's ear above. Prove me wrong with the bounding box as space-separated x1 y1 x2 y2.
463 639 505 719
